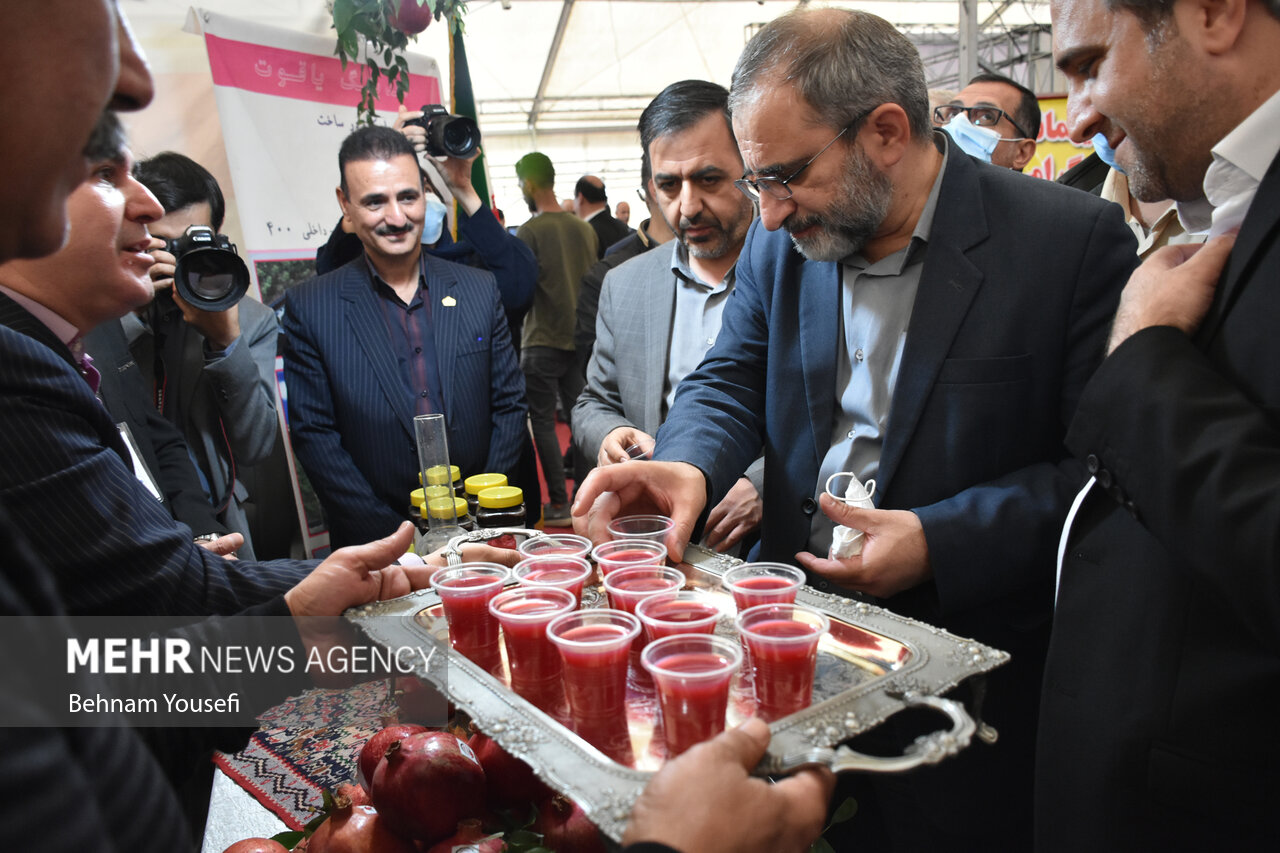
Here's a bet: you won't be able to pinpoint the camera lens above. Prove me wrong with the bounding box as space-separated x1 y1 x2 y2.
441 117 479 157
174 247 250 313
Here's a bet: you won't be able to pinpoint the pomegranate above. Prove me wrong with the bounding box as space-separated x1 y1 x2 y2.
307 803 417 853
221 840 289 853
424 819 506 853
336 782 371 808
358 723 428 791
387 0 434 35
371 731 487 844
467 728 548 807
395 676 442 724
536 795 605 853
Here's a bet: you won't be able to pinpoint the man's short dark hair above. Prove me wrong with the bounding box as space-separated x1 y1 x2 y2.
575 176 607 204
337 126 418 197
515 152 555 191
84 111 126 164
639 80 734 160
133 151 226 230
968 72 1042 140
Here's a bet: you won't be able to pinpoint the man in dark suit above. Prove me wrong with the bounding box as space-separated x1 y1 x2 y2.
574 8 1137 850
84 317 228 539
283 126 527 548
575 174 633 258
1037 0 1280 848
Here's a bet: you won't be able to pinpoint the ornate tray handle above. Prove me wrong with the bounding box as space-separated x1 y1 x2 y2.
755 692 977 776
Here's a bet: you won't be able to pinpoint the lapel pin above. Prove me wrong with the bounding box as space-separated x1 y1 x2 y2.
441 295 457 307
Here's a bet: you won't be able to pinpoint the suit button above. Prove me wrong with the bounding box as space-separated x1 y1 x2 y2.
1125 499 1139 519
1085 454 1100 474
801 498 817 516
1107 483 1126 504
817 580 830 590
1096 469 1113 489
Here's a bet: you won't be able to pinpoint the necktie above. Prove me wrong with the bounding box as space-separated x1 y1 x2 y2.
67 337 101 394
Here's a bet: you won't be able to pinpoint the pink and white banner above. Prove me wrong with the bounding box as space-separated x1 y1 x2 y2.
196 9 441 269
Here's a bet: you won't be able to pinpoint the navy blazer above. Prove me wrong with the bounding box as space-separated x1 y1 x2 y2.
655 141 1137 844
0 294 313 616
1038 150 1280 848
283 252 527 547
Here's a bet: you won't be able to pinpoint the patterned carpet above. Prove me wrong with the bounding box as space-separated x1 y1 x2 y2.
213 680 396 829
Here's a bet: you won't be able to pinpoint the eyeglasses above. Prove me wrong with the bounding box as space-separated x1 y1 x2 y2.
932 104 1031 141
734 108 874 202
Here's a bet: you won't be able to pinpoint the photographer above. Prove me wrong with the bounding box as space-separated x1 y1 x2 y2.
315 105 535 349
128 152 282 560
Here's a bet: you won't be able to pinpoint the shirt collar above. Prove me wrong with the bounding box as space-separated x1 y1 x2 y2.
582 207 604 223
0 283 79 346
669 240 734 292
843 133 947 273
363 252 425 300
1178 88 1280 235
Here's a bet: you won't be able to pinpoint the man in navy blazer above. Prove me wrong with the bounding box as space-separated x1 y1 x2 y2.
575 8 1137 850
284 126 527 548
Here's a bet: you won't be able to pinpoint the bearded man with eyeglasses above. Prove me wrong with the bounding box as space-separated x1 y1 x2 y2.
573 7 1138 850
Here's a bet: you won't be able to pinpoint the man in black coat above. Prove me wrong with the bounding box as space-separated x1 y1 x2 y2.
1036 0 1280 848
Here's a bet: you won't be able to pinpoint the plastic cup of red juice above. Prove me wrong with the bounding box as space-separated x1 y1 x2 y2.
641 633 743 756
602 566 686 616
429 564 509 668
546 609 641 740
635 591 723 643
606 513 675 546
722 562 806 612
735 603 829 721
517 533 592 560
513 555 593 605
488 586 576 704
591 539 667 578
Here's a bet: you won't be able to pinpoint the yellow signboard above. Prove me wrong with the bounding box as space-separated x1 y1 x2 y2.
1028 96 1094 181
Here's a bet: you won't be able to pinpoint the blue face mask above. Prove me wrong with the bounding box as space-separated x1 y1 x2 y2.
943 112 1002 162
422 195 448 245
1091 132 1126 174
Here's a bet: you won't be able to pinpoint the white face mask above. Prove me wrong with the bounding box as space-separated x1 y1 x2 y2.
944 112 1012 163
422 194 448 245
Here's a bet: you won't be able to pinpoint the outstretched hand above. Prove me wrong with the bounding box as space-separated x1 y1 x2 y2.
623 717 834 853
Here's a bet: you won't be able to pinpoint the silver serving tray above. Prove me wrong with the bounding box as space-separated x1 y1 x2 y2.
345 531 1008 842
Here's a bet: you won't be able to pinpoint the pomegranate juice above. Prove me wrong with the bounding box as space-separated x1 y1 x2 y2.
439 577 502 654
637 597 720 641
495 598 565 688
651 651 736 755
730 575 799 610
556 623 632 722
744 619 822 720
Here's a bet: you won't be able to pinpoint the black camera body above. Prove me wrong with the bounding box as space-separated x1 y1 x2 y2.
163 225 250 313
404 104 481 159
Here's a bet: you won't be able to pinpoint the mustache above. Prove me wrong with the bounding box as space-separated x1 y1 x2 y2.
679 212 721 232
375 223 415 236
783 213 821 235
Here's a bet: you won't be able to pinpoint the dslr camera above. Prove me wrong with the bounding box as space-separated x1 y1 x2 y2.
404 104 481 159
163 225 250 313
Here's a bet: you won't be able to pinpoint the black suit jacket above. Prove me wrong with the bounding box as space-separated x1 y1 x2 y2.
0 294 313 616
587 210 632 260
84 319 226 537
1038 149 1280 848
